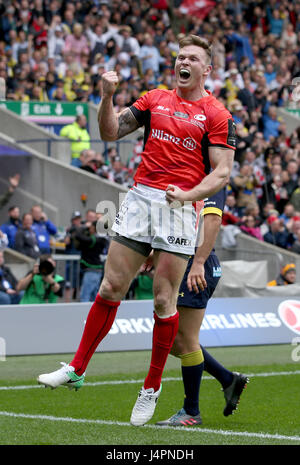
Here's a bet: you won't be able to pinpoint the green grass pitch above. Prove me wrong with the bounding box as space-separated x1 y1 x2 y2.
0 344 300 445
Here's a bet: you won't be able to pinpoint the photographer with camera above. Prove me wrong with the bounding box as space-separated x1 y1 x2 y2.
73 220 108 302
17 254 64 305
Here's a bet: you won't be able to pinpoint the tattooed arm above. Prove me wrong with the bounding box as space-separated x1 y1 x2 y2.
98 71 139 141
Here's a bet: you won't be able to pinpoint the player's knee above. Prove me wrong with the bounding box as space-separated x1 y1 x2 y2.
100 276 125 300
170 333 185 356
153 291 171 316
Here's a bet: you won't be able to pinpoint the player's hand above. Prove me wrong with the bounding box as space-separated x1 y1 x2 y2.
140 251 154 272
166 185 187 206
102 71 119 97
187 261 207 293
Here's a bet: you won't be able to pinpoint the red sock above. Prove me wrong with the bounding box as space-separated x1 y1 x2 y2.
144 311 179 392
70 294 120 375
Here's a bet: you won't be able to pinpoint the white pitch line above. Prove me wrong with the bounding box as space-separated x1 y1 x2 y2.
0 370 300 391
0 410 299 443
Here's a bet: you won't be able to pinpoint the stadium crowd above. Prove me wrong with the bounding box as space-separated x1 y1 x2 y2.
1 0 300 301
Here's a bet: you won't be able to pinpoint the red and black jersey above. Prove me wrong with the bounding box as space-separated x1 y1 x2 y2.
129 88 236 191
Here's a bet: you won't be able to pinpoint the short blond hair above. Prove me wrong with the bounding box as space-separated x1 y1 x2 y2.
178 35 212 63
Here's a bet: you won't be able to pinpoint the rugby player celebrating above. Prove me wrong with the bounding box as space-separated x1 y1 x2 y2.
38 35 236 427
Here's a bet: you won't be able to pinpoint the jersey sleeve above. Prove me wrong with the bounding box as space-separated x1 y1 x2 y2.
208 111 236 150
130 92 152 127
202 188 226 217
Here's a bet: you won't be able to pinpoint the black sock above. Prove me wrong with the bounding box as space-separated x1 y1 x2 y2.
181 350 204 416
201 345 233 389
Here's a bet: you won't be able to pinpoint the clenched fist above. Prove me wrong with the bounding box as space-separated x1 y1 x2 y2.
102 71 119 97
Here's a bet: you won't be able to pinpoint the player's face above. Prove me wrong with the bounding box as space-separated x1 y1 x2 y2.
175 45 211 92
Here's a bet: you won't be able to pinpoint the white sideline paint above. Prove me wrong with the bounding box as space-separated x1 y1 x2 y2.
0 410 299 442
0 370 300 391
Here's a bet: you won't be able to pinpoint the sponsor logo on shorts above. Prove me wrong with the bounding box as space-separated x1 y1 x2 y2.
213 266 222 277
278 300 300 335
167 236 192 246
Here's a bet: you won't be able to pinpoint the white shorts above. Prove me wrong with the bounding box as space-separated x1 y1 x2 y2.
111 184 197 256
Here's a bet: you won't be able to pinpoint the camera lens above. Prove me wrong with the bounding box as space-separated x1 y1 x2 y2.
39 260 55 276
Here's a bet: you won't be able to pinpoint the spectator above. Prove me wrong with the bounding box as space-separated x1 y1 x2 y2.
222 193 241 225
233 164 259 213
262 105 282 141
0 231 9 251
262 174 289 214
290 180 300 212
83 209 98 225
48 22 65 66
14 213 40 259
59 115 90 167
268 263 296 286
64 210 82 300
30 205 57 254
291 230 300 254
0 205 21 248
17 254 64 304
267 8 284 37
225 23 255 65
245 203 263 227
0 174 20 210
284 160 299 197
110 157 128 185
263 216 293 249
280 203 296 227
0 250 22 305
79 149 98 174
240 215 263 241
224 69 242 105
115 25 140 66
73 220 108 302
139 33 165 77
63 23 89 63
237 78 256 113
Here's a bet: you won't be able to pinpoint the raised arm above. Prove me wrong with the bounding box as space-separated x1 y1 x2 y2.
97 71 139 141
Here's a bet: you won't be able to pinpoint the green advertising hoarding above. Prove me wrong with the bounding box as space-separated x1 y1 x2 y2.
0 101 88 131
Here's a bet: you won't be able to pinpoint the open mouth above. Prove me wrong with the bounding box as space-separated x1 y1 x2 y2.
179 69 191 80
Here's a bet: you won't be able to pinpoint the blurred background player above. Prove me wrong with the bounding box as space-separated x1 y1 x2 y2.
156 189 248 426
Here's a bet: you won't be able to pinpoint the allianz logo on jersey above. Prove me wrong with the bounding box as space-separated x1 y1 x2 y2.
151 129 197 151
